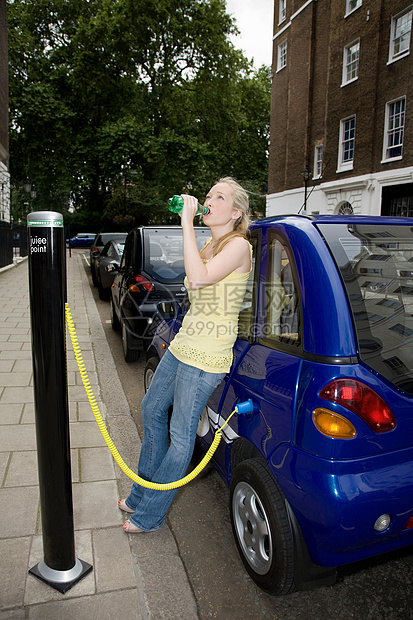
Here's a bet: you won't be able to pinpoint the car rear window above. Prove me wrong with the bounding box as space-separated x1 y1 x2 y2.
143 228 210 282
103 241 125 258
318 222 413 395
99 233 127 245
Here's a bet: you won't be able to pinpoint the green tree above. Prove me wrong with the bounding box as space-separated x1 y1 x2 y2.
8 0 270 229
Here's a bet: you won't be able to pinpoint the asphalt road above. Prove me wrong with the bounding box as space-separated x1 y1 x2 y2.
82 253 413 620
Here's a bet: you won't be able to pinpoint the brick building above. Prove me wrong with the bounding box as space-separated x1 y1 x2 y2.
0 0 9 223
267 0 413 217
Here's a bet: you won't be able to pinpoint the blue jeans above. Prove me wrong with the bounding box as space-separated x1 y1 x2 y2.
125 349 225 532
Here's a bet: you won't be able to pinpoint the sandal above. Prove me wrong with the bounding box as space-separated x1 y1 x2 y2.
123 519 143 533
118 499 134 514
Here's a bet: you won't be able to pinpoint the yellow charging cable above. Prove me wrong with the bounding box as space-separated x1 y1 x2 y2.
65 303 237 490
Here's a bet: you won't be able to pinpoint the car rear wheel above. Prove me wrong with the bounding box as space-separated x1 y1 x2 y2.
97 277 109 300
91 264 97 286
230 458 295 596
110 297 120 331
144 356 159 392
121 320 140 363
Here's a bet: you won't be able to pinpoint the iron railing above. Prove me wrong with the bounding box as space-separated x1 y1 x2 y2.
0 222 28 268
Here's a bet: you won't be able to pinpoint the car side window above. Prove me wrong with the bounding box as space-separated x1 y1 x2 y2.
264 234 301 348
238 233 259 341
107 244 117 258
120 233 135 270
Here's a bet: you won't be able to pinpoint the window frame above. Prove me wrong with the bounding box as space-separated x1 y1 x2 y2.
313 145 324 179
345 0 362 17
388 7 413 64
337 115 356 173
342 39 360 86
259 231 303 354
382 97 406 163
278 0 286 24
277 39 287 72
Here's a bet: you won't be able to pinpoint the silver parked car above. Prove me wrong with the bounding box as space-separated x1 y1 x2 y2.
95 239 126 300
90 232 127 285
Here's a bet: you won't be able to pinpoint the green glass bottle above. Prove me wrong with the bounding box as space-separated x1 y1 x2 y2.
168 195 210 215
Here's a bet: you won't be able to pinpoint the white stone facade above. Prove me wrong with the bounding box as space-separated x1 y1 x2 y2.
266 165 413 217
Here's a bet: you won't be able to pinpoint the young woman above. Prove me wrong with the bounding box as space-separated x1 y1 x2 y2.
119 177 251 533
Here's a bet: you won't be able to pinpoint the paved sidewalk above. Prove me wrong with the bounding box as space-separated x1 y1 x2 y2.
0 253 198 619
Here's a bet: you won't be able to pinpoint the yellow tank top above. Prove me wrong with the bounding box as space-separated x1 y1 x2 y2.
169 243 252 373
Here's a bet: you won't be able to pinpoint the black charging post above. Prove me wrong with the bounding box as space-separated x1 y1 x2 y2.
27 211 92 593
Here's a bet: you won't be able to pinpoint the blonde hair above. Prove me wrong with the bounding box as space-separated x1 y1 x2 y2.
211 177 250 255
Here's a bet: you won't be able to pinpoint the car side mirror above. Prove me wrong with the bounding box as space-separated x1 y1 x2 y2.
157 301 182 320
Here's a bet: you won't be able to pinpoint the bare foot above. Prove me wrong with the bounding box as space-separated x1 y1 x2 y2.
123 519 143 533
118 499 134 514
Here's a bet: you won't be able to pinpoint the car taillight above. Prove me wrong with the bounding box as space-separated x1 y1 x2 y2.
319 379 396 433
91 247 100 255
129 275 155 293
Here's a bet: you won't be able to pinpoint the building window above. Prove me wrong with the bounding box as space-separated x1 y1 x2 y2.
277 40 287 71
342 39 359 85
279 0 286 24
345 0 362 16
314 145 323 179
383 97 406 161
389 195 413 217
337 201 354 215
338 116 356 172
389 7 413 63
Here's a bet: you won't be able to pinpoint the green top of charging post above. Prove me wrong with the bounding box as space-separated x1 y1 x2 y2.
27 211 64 227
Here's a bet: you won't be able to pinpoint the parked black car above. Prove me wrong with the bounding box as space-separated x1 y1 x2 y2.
95 238 126 300
90 232 127 285
111 225 209 362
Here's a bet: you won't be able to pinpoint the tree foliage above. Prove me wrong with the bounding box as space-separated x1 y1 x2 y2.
8 0 270 230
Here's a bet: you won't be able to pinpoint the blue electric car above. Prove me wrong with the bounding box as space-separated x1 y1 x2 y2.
144 214 413 595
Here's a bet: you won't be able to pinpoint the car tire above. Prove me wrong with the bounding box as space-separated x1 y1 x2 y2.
144 356 159 392
121 319 140 363
91 264 97 286
97 278 109 300
110 297 120 331
230 458 295 596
